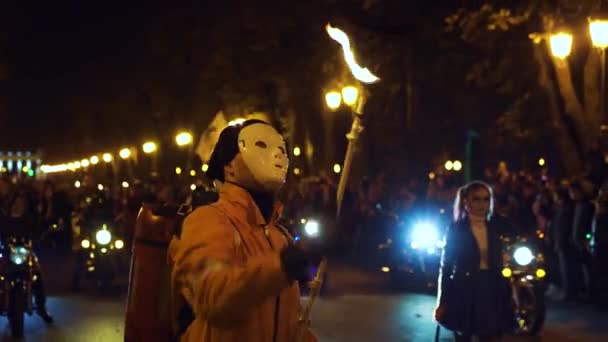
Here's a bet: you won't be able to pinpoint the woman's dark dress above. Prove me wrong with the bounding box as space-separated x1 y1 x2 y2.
436 216 516 335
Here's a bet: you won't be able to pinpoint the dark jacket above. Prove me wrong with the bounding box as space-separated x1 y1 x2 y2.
572 200 595 251
436 216 514 334
551 203 574 251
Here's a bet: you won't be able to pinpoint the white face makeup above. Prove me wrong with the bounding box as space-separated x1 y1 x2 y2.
238 123 289 193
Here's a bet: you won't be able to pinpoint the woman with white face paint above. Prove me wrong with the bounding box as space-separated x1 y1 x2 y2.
169 120 319 342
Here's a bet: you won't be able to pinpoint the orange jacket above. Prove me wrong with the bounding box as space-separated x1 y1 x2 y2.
169 183 317 342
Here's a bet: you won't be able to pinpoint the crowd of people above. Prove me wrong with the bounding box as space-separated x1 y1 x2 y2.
0 156 606 308
281 160 608 309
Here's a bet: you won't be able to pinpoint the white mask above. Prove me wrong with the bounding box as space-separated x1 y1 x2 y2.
238 123 289 193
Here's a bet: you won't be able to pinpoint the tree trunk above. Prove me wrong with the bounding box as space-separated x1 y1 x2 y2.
583 46 603 132
534 45 582 175
550 56 595 150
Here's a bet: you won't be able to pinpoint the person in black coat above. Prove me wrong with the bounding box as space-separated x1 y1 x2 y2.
434 181 515 342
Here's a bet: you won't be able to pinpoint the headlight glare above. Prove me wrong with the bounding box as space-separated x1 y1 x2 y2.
304 220 320 237
411 222 439 249
115 240 124 249
513 246 534 266
96 229 112 245
10 246 30 265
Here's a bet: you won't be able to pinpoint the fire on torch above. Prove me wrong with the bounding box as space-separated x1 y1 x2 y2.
325 23 380 217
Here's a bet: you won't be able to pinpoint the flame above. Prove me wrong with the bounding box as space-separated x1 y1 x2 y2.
326 24 380 84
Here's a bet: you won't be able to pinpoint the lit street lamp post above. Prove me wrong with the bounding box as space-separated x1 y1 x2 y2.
324 85 358 169
549 32 573 60
119 147 134 180
175 131 194 173
142 141 158 177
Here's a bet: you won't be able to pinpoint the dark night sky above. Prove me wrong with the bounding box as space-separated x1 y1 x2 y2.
2 2 147 154
2 2 343 162
0 1 543 171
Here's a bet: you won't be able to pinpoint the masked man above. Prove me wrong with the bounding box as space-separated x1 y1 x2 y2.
170 119 319 342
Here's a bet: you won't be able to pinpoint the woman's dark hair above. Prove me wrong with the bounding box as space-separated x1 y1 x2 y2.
453 180 494 222
206 119 271 181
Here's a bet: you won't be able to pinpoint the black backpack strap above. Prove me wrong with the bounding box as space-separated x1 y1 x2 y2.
173 204 194 238
174 302 195 341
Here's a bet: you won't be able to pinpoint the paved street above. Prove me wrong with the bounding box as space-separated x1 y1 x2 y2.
1 256 606 341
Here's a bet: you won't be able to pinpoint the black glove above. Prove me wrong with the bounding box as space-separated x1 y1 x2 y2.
280 243 322 283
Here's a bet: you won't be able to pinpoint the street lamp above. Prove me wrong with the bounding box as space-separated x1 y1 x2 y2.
549 32 573 59
453 160 463 171
325 91 342 110
102 153 112 163
142 141 158 176
293 146 302 156
81 159 90 168
590 19 608 48
444 160 454 171
142 142 157 154
90 156 100 165
333 163 341 174
341 86 359 106
119 148 131 160
590 19 608 120
538 157 546 166
175 132 193 146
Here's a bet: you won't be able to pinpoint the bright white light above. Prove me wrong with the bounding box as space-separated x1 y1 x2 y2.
119 148 131 159
81 239 91 249
96 230 112 245
550 32 573 59
304 220 320 237
514 246 534 266
411 222 439 249
97 184 104 191
10 246 29 265
175 132 193 146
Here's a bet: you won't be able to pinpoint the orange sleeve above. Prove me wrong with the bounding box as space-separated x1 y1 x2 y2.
173 205 289 325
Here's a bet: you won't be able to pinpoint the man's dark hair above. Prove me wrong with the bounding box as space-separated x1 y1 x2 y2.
206 119 270 182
